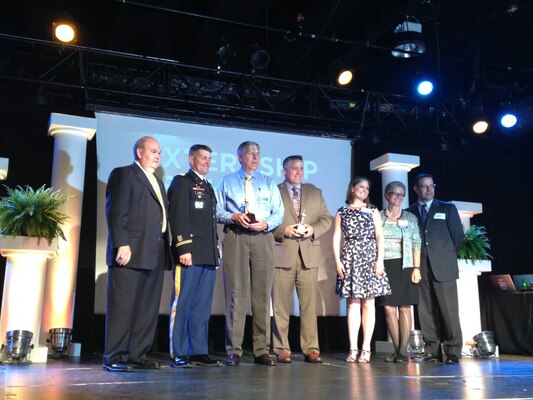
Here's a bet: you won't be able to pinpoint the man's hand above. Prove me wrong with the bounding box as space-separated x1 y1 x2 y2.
284 224 313 238
116 245 131 266
232 213 253 228
179 252 193 266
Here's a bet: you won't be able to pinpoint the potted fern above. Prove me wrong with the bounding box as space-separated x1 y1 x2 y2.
0 184 69 250
0 185 69 363
458 225 492 271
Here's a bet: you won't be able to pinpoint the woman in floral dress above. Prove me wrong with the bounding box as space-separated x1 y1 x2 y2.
333 177 391 363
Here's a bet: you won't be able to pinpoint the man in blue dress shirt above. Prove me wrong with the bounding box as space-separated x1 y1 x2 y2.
215 141 284 366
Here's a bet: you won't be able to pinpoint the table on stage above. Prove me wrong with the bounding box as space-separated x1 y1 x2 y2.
481 292 533 355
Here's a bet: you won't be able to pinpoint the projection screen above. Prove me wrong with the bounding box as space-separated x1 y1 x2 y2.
95 112 352 316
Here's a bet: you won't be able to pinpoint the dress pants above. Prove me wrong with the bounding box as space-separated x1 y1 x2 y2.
104 262 165 365
272 253 319 355
170 264 216 357
418 260 463 357
222 230 275 357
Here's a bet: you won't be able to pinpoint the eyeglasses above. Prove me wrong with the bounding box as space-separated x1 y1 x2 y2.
418 184 436 190
387 192 405 198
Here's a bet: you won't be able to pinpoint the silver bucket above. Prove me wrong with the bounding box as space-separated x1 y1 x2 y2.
4 330 33 360
48 328 72 353
473 331 496 357
407 330 425 355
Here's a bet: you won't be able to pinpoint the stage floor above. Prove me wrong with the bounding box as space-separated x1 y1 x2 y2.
2 352 532 399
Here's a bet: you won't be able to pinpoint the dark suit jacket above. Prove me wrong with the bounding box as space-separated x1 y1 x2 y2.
273 183 332 269
105 163 172 270
167 169 220 266
408 199 464 282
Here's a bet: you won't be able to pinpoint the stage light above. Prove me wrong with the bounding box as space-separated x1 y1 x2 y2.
215 39 235 67
47 328 72 358
52 14 77 44
337 69 353 86
391 16 426 58
500 112 517 128
472 119 489 135
472 331 496 357
3 330 33 363
249 44 270 72
416 80 434 96
407 330 425 355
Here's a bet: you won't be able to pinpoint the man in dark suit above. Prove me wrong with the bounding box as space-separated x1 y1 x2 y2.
408 173 465 364
272 155 332 364
103 136 172 372
167 144 221 368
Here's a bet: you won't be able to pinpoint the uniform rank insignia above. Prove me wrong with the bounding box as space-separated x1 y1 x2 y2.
195 201 204 209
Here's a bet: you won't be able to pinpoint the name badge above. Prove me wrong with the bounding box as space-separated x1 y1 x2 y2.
397 219 408 229
194 201 204 209
360 207 372 215
434 212 446 220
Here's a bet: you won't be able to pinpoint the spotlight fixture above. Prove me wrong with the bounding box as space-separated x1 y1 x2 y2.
248 44 270 73
391 16 426 58
500 112 518 128
215 39 235 67
472 119 489 135
472 331 496 357
52 14 77 44
416 80 434 96
337 69 353 86
329 59 353 86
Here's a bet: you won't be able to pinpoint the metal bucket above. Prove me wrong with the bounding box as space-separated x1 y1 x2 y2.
48 328 72 353
473 331 496 357
407 330 425 354
4 330 33 360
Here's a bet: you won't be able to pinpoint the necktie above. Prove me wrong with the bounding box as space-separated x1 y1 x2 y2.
421 203 428 225
245 175 255 213
292 186 300 214
149 173 167 233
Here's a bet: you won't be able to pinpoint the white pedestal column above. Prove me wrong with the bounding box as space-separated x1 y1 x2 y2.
451 201 492 356
40 113 96 350
0 236 58 363
369 153 420 207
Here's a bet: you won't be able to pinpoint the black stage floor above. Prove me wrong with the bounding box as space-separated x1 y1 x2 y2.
2 352 532 399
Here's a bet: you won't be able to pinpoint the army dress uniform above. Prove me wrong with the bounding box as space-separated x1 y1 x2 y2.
168 169 219 360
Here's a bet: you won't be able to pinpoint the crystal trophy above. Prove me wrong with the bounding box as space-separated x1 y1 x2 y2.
296 208 307 235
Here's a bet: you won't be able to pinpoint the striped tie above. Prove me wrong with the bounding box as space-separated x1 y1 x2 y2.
292 186 300 214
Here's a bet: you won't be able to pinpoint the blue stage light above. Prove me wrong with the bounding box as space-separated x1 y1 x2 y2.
417 80 433 96
500 113 518 128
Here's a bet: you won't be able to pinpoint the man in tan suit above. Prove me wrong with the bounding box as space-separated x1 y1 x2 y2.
272 155 332 363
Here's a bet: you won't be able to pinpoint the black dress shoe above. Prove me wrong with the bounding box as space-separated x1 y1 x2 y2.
224 354 240 366
171 355 191 368
103 362 134 372
413 353 441 363
254 353 276 366
130 359 161 370
445 354 460 364
384 353 397 363
189 354 221 367
395 353 409 363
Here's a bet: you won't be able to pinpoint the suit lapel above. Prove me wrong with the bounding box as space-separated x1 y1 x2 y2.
133 163 159 202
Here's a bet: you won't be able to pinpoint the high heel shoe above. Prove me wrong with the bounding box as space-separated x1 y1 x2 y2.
346 349 359 363
358 350 371 363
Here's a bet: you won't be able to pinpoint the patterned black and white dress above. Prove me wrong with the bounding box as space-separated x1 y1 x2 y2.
336 205 392 299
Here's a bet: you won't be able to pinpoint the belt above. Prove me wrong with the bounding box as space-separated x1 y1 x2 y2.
224 224 263 235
